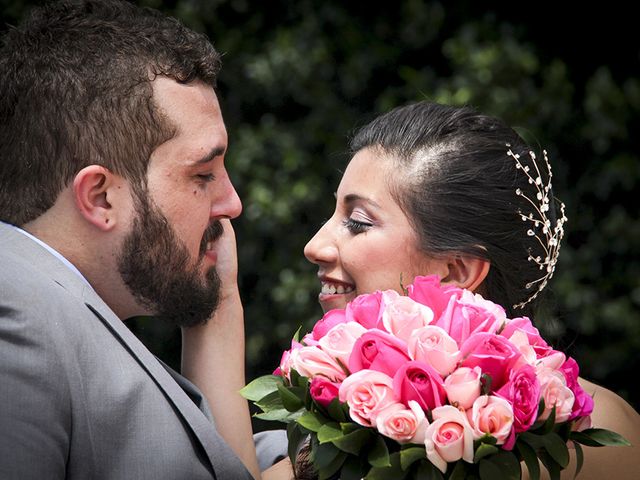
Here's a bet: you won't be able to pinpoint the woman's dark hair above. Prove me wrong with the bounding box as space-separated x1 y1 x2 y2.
0 0 221 225
350 102 564 318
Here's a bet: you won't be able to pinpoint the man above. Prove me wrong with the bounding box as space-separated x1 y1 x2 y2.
0 0 270 478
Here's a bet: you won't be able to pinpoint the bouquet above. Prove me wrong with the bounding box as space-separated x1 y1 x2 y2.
242 276 628 479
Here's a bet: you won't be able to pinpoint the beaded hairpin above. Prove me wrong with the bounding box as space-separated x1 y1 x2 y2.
507 144 567 309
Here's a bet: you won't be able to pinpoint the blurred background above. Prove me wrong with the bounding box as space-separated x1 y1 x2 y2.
3 0 639 425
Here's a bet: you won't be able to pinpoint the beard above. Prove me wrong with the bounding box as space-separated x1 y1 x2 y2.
117 193 224 327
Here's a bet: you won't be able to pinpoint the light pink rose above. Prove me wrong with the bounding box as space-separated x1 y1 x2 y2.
348 330 411 377
319 321 367 365
380 293 435 342
424 405 475 473
443 367 482 410
436 290 506 345
309 377 340 408
312 308 348 341
468 395 515 447
301 332 319 347
393 361 447 412
291 346 346 382
460 332 522 391
500 317 551 358
375 400 428 444
408 325 460 376
537 369 575 423
496 364 540 432
505 330 537 365
407 275 459 319
536 350 566 372
559 357 594 420
345 291 383 329
338 369 397 427
273 340 302 378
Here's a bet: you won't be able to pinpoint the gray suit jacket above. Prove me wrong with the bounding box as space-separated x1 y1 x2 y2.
0 222 254 479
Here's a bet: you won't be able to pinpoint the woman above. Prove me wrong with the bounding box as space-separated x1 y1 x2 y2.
189 102 640 478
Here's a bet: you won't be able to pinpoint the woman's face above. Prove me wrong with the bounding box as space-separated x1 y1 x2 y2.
304 147 448 312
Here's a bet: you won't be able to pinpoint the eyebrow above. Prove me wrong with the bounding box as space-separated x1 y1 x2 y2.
343 193 381 209
190 145 226 165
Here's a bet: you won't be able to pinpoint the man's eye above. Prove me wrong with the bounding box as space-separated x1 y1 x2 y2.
342 218 372 234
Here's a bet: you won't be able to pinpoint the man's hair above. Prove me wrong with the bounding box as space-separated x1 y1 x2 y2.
0 0 221 225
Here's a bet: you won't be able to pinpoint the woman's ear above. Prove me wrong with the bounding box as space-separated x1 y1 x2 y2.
72 165 122 231
442 255 490 292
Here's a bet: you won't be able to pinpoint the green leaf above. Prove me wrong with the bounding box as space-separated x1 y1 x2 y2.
254 408 303 423
516 440 540 480
286 422 307 466
400 446 426 471
318 450 348 480
239 374 283 402
292 325 303 343
254 390 285 412
317 422 343 444
448 460 468 480
365 452 406 480
289 368 301 387
277 384 305 412
473 443 499 463
479 458 505 480
332 428 373 455
541 432 570 468
340 422 361 435
297 411 328 432
327 397 349 422
340 455 367 480
367 434 390 468
414 460 444 480
571 428 631 447
572 441 584 479
313 440 341 469
538 450 561 480
482 452 521 480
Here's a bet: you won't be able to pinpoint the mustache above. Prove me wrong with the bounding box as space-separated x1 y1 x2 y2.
199 220 224 255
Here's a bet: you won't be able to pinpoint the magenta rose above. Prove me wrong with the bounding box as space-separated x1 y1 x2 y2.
496 363 540 432
436 290 506 345
460 332 523 390
310 377 340 408
560 357 594 420
407 275 457 320
393 361 446 412
500 316 551 358
349 330 411 377
345 291 383 329
312 308 348 341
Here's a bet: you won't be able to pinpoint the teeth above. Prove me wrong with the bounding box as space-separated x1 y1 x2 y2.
321 282 354 295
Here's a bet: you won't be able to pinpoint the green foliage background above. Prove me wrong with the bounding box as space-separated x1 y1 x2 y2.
3 1 639 419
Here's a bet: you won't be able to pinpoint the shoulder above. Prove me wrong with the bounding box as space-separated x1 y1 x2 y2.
578 377 640 433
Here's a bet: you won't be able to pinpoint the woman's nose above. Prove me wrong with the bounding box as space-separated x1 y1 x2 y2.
304 222 338 266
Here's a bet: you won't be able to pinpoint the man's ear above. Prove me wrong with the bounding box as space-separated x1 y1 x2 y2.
441 255 490 292
72 165 123 231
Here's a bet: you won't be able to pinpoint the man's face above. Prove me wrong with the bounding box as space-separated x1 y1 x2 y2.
118 78 241 326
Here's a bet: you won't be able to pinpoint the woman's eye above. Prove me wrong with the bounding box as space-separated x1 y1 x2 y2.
342 218 372 234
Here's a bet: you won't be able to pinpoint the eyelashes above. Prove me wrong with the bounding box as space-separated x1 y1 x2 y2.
342 218 372 234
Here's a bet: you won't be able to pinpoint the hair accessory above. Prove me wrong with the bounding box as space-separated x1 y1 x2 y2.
507 144 567 309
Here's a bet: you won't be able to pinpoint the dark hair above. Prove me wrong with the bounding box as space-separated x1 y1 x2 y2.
0 0 221 225
350 102 563 318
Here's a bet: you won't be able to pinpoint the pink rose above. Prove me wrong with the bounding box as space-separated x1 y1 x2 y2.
338 369 397 427
312 309 348 341
345 291 383 329
468 395 515 447
273 340 302 378
496 364 540 432
291 346 346 382
393 361 446 412
309 377 340 408
375 400 428 444
559 357 594 420
408 325 460 376
381 293 434 342
424 405 475 473
407 275 458 319
436 290 506 345
500 317 551 358
443 367 482 410
460 332 523 390
348 330 411 377
537 369 575 423
318 321 367 365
